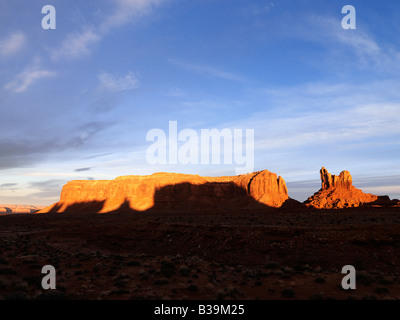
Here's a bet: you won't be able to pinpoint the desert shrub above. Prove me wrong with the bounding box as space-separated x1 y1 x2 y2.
315 277 326 283
374 287 389 295
265 262 279 269
188 284 198 292
127 260 141 267
153 278 169 285
357 272 374 286
23 276 41 287
281 288 295 298
160 260 176 278
5 292 27 300
0 268 16 275
110 289 130 295
179 266 191 277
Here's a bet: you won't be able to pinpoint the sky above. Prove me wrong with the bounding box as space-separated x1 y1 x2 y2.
1 0 400 205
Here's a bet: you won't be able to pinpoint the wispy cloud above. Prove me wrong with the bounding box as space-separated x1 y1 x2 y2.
99 71 140 91
0 121 112 170
0 32 26 57
4 63 56 93
169 59 247 82
257 80 400 115
363 186 400 198
282 14 400 72
84 153 113 160
310 16 384 67
50 0 168 61
65 121 114 148
29 179 65 190
74 167 95 172
0 183 18 191
50 29 101 61
255 103 400 151
230 79 400 157
101 0 168 31
29 179 67 199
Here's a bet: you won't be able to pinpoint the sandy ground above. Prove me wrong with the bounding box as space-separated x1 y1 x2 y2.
1 206 400 300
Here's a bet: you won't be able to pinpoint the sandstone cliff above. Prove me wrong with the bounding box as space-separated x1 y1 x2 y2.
305 167 378 209
38 170 290 213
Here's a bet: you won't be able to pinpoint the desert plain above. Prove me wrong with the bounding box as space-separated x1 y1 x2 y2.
0 168 400 300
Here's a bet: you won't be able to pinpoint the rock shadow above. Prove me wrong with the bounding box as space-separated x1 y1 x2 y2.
55 181 295 214
46 200 106 214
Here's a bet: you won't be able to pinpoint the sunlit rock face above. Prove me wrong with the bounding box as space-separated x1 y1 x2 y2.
38 170 290 213
305 167 378 209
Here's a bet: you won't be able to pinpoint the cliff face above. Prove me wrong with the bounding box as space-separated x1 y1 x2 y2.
305 167 378 209
39 170 290 213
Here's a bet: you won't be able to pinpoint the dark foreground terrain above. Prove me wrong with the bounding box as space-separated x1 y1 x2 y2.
1 206 400 300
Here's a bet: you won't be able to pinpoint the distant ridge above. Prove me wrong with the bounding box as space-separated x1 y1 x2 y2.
0 204 46 214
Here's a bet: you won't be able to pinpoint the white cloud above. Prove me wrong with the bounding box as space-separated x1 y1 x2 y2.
226 79 400 153
317 17 384 67
50 0 168 61
99 71 140 91
116 0 165 13
4 64 56 93
0 32 26 57
334 29 381 57
284 14 400 72
253 102 400 151
101 0 167 31
256 101 398 148
51 29 101 61
258 80 400 115
363 186 400 195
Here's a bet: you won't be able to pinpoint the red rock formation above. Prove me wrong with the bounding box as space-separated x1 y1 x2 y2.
320 167 353 190
305 167 378 209
38 170 290 213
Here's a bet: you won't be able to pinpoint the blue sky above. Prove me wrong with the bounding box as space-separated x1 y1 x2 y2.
1 0 400 205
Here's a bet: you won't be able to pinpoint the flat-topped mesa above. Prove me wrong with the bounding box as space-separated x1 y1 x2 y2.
305 167 378 209
38 170 290 213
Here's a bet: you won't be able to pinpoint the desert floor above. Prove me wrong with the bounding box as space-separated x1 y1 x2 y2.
1 206 400 300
